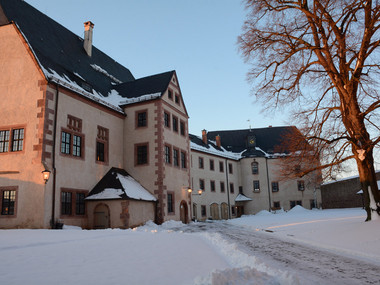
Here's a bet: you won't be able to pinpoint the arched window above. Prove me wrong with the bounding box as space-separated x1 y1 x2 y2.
252 161 259 174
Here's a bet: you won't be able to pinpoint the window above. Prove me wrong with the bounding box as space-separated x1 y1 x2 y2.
210 180 215 192
165 145 171 164
61 189 86 216
253 180 260 192
61 191 72 215
76 193 86 215
96 126 108 163
181 151 187 168
167 193 174 213
209 159 214 171
199 179 205 191
168 89 173 100
219 161 224 172
173 148 179 167
290 200 302 209
172 116 178 132
298 180 305 191
175 94 180 105
1 188 16 216
273 201 281 210
164 112 170 128
136 110 147 128
61 115 83 158
0 128 25 153
228 163 233 174
136 144 148 165
252 161 259 174
201 205 206 217
220 182 225 193
199 157 204 169
230 183 234 194
272 182 279 192
239 186 243 194
180 121 186 136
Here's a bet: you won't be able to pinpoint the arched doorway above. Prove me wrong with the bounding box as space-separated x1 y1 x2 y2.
210 203 220 220
179 200 188 224
94 203 110 229
221 203 228 219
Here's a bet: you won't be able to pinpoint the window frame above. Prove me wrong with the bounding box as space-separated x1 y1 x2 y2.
180 120 186 136
219 161 224 173
230 183 234 194
173 148 179 167
272 181 279 192
199 179 205 191
252 161 259 175
96 126 109 164
136 109 148 128
0 187 17 217
199 157 204 169
60 188 87 217
201 205 207 217
167 192 175 214
180 151 187 169
172 115 179 133
60 115 84 160
135 143 149 166
164 144 172 165
164 112 171 128
220 181 225 193
209 159 214 171
0 126 26 154
253 180 260 192
210 180 216 192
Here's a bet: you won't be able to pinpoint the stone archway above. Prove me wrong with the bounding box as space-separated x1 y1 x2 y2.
179 200 188 224
94 203 110 229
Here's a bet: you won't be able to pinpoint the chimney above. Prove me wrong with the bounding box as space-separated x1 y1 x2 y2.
215 135 221 148
83 21 94 57
202 129 207 144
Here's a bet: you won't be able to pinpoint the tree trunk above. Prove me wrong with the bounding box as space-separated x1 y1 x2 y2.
356 148 380 221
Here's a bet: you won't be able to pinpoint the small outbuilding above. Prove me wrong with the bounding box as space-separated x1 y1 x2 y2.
86 168 157 229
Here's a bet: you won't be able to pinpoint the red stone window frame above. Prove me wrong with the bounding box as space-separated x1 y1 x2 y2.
0 186 18 218
60 115 84 160
167 191 175 215
0 125 26 154
135 142 149 166
135 109 148 128
96 126 109 165
173 147 180 168
180 120 186 137
164 144 172 165
164 111 171 129
172 115 179 133
60 188 88 218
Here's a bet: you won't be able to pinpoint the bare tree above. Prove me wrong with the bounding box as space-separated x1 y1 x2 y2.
239 0 380 220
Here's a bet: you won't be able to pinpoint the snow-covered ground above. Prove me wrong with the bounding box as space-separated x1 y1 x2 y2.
1 207 379 285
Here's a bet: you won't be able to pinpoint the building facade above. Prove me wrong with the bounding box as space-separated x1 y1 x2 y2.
0 0 190 229
190 128 322 221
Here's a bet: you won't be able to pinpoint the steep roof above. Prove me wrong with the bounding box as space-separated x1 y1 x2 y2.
86 167 157 202
192 126 299 158
0 0 176 111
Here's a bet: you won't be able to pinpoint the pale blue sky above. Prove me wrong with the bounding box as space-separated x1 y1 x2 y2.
26 0 289 135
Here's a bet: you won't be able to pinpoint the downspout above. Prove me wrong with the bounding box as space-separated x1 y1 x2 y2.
225 159 231 219
51 81 59 228
265 157 271 211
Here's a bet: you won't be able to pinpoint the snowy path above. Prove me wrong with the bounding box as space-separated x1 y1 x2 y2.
177 221 380 285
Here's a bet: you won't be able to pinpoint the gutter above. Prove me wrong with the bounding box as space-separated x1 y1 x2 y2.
50 81 59 228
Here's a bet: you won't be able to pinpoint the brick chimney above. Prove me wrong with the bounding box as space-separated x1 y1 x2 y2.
202 129 207 144
83 21 94 57
215 135 221 148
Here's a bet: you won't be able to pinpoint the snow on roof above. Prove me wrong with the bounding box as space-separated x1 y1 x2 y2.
235 193 252 202
119 92 162 106
43 67 125 113
85 188 124 200
116 173 157 201
90 64 122 84
190 139 242 160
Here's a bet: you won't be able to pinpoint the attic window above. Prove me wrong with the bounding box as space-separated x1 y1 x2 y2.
81 82 92 93
175 94 180 105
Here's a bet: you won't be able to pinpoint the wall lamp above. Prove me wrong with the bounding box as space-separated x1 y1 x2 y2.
42 169 51 184
188 189 202 195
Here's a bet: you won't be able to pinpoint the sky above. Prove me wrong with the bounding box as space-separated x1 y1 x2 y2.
25 0 289 136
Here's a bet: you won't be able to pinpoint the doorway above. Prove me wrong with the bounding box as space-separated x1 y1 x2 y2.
94 203 110 229
179 200 188 224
